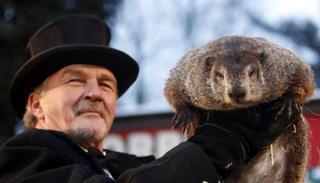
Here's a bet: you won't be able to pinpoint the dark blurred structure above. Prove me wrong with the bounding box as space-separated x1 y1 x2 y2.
0 0 121 144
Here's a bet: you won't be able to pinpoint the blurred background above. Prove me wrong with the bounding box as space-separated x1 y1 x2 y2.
1 0 320 182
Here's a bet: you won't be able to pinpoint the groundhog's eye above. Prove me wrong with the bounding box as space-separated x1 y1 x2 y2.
249 69 256 77
215 72 224 80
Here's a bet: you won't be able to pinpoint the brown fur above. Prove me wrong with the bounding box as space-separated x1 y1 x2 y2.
164 36 314 182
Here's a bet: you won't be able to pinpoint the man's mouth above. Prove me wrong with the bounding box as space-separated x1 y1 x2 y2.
78 109 103 117
74 101 105 118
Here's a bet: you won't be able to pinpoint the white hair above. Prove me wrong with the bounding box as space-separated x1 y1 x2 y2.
22 79 48 128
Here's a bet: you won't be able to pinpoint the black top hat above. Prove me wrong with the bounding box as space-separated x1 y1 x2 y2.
10 14 139 119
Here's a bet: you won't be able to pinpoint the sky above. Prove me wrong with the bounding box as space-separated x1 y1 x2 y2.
254 0 320 23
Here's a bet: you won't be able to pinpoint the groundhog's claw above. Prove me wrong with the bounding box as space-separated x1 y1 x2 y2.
172 104 195 128
265 95 302 133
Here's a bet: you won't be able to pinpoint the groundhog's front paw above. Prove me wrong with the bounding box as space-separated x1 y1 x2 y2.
172 104 196 128
273 95 301 123
262 95 301 135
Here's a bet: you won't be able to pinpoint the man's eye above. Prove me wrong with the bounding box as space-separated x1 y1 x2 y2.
67 79 83 84
100 82 111 88
100 82 116 91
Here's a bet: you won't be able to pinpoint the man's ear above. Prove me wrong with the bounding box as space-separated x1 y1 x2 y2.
28 93 44 119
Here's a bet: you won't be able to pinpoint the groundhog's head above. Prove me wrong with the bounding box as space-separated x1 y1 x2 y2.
193 50 268 110
180 36 314 111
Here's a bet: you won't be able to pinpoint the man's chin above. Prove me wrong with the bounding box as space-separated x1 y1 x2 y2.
68 120 108 145
75 115 107 128
68 127 104 145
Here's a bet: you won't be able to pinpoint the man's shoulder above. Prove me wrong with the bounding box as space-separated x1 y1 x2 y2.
1 129 96 165
3 129 74 147
2 129 86 159
0 131 106 182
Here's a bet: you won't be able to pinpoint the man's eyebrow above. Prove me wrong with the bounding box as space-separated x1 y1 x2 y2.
60 67 117 84
60 68 87 78
99 73 117 84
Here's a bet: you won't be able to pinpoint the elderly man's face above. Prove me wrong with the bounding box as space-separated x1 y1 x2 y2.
29 64 118 149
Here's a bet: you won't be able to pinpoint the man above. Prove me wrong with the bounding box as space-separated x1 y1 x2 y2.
0 14 296 183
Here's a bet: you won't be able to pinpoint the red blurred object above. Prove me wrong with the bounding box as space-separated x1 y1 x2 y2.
306 114 320 168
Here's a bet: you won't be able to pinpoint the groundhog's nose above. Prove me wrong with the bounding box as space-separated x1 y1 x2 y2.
228 89 246 102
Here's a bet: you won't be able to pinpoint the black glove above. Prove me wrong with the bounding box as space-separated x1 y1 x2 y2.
188 95 301 176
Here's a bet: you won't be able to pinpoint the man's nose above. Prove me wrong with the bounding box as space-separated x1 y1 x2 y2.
84 81 102 101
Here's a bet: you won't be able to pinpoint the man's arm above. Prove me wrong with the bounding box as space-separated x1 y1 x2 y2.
118 96 298 182
118 142 219 183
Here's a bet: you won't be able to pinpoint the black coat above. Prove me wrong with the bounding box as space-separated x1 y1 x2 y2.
0 129 218 183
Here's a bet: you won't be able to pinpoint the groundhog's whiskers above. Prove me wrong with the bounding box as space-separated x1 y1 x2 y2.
270 144 274 166
304 107 320 116
292 124 297 133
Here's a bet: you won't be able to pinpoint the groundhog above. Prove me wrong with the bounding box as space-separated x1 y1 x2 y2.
164 36 314 182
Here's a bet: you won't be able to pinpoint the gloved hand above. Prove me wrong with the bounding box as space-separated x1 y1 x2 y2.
188 95 301 176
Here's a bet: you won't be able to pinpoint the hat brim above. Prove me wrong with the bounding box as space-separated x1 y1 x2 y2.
10 45 139 119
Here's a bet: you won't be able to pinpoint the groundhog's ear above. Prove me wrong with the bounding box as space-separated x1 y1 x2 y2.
258 52 267 63
205 56 214 73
